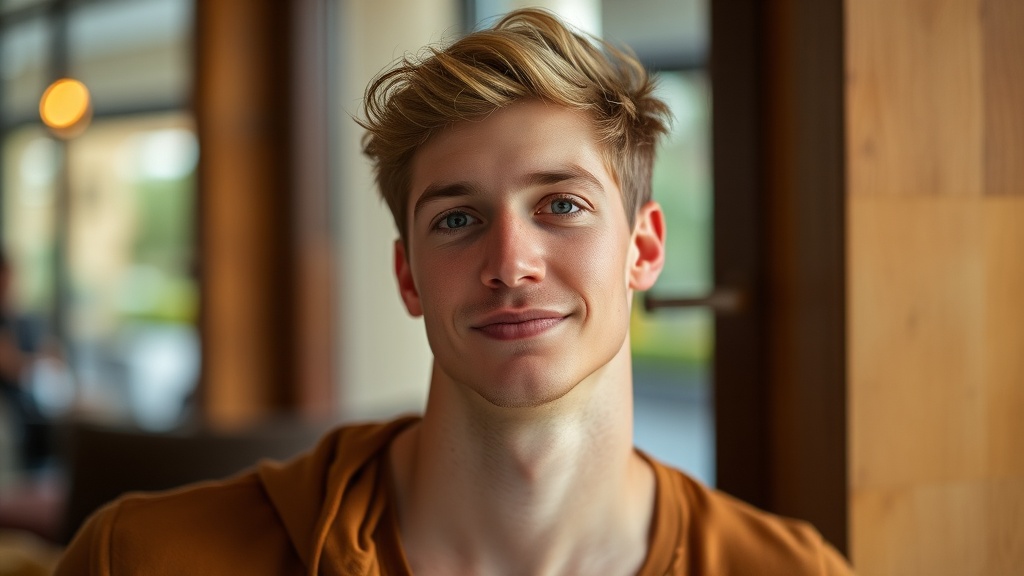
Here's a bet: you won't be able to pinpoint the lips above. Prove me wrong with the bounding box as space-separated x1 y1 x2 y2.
471 310 567 340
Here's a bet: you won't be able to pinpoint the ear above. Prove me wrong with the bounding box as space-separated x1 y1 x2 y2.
394 239 423 317
628 201 666 291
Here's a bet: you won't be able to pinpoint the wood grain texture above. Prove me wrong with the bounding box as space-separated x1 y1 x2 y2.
982 198 1024 478
847 0 1024 573
846 0 983 198
848 173 1024 576
849 196 987 489
852 479 1024 575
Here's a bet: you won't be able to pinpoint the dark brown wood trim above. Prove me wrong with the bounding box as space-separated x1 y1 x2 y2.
762 0 847 553
195 0 336 426
982 0 1024 196
711 0 771 515
195 0 293 427
712 0 848 554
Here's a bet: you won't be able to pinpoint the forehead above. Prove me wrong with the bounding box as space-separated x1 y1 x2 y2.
407 100 618 219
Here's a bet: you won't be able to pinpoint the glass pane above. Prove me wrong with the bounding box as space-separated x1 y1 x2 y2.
631 70 714 485
1 15 51 121
2 126 57 316
65 113 199 429
68 0 192 111
602 0 707 68
2 126 63 478
0 0 43 15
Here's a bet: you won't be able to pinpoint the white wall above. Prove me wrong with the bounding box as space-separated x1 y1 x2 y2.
334 0 459 420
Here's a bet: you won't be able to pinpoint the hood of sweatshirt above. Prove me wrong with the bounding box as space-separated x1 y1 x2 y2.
257 416 418 576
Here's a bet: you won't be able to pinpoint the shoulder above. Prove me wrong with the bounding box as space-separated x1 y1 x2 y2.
649 460 852 575
56 472 303 575
55 417 418 575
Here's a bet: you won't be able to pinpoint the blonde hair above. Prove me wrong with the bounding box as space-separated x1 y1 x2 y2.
359 8 670 241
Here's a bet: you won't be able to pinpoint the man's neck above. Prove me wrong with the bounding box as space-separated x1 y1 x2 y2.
388 343 656 576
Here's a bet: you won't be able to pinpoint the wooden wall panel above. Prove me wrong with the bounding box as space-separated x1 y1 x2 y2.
847 0 1024 573
983 200 1024 478
848 197 1024 574
846 0 983 198
849 197 986 489
852 478 1024 575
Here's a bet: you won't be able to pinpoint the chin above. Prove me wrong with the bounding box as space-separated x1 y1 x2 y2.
464 360 588 409
475 380 576 409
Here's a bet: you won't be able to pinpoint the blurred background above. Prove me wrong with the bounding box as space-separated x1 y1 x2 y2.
0 0 1021 575
0 0 716 562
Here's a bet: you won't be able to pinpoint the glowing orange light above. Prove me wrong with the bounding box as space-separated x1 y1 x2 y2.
40 78 92 135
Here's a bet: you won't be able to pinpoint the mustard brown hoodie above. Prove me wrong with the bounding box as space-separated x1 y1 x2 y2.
56 417 851 575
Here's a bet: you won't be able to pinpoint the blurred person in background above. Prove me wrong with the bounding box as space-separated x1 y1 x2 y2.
0 248 53 476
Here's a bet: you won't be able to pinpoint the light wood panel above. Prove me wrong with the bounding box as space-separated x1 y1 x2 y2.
849 196 986 489
847 0 1024 573
852 478 1024 575
982 199 1024 478
846 0 983 198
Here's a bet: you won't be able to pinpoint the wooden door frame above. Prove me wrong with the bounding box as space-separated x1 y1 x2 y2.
711 0 848 553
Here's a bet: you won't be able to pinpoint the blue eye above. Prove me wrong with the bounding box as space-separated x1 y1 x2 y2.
446 213 469 228
436 211 476 230
550 199 579 214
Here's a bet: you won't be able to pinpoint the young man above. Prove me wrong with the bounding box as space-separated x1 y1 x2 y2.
57 9 852 575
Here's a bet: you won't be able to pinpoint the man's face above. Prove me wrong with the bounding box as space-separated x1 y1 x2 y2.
395 100 664 408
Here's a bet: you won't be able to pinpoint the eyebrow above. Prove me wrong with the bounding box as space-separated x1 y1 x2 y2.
518 166 606 196
412 165 606 220
412 181 483 220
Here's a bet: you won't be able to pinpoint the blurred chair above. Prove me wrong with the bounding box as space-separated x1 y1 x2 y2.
60 417 331 544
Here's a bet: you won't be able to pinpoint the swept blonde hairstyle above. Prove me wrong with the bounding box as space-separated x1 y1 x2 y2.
359 8 670 242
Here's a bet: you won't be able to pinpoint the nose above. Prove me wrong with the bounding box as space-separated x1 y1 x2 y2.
480 211 545 289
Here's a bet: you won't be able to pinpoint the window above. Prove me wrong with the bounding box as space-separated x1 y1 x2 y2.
0 0 197 432
631 69 713 485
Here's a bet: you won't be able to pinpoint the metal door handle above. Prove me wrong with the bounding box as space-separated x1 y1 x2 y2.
643 287 747 315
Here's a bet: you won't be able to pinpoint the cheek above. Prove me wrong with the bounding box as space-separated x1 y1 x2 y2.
551 230 631 301
412 254 465 317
